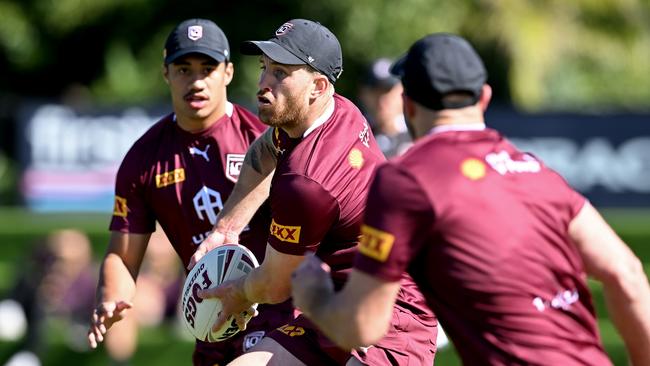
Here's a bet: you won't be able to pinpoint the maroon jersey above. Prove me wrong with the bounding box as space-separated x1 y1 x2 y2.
355 126 612 365
110 103 270 266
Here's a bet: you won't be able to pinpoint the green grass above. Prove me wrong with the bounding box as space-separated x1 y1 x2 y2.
0 207 649 365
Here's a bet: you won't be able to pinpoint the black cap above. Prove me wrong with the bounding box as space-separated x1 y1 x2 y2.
241 19 343 83
390 33 487 110
362 58 400 89
164 19 230 65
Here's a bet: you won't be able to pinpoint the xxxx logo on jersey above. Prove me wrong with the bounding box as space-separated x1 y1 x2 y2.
270 219 301 243
277 324 305 337
359 224 395 262
113 196 128 217
156 168 185 188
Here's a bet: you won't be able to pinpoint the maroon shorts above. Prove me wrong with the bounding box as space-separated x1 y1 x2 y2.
266 305 437 366
192 300 295 366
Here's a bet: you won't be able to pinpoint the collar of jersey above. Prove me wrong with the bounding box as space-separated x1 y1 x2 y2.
429 123 485 135
302 98 335 138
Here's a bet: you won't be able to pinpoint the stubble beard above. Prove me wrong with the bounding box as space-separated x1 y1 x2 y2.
258 93 308 131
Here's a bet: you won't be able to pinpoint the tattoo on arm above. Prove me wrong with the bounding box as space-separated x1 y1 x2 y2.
246 128 278 175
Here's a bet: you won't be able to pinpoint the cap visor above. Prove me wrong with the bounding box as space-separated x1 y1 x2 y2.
240 40 305 65
165 47 227 64
389 55 407 77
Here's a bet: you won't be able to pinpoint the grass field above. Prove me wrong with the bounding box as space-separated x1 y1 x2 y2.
0 207 648 365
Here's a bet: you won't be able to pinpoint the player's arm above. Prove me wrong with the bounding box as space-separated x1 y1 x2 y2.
569 202 650 366
292 254 400 349
88 231 150 348
189 128 277 268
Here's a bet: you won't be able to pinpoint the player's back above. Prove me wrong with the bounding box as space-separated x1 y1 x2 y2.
397 127 611 365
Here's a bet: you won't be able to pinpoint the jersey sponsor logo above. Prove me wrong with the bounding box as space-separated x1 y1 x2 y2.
348 148 364 169
242 330 265 352
359 224 395 262
460 158 486 180
485 150 541 175
193 186 223 225
156 168 185 188
270 219 301 243
189 144 210 162
358 122 370 148
113 196 128 217
187 25 203 41
225 153 245 183
532 289 580 312
277 324 305 337
275 22 294 36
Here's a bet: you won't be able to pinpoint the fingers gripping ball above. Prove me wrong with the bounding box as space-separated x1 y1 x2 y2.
182 244 259 342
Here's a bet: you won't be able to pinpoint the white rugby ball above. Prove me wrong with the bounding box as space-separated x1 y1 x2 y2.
181 244 259 342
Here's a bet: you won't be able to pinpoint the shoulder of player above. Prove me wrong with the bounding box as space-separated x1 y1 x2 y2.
272 173 335 202
229 102 267 133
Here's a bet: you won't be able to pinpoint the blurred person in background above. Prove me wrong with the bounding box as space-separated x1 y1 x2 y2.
357 58 412 158
291 33 650 366
86 18 293 366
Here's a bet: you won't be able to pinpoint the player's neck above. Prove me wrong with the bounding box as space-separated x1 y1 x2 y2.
285 96 334 138
176 104 227 133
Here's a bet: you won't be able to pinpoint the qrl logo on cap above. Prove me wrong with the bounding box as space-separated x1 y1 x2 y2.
275 22 294 36
188 25 203 41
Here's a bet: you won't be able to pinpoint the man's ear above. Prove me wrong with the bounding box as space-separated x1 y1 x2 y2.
162 64 170 84
402 93 416 120
310 74 329 99
223 62 234 86
478 84 492 112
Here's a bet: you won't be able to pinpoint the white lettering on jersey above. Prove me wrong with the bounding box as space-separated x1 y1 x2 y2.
193 186 223 225
189 145 210 162
359 123 370 148
485 150 541 175
532 289 580 312
192 230 213 245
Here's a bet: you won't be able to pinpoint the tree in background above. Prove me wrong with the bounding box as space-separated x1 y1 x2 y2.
0 0 648 111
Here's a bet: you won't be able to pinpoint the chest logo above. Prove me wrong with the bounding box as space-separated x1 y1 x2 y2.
348 148 364 169
359 224 395 262
156 168 185 188
189 145 210 162
193 186 223 225
225 153 246 183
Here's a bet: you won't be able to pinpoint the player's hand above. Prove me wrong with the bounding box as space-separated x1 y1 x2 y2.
198 277 255 332
87 300 133 348
188 231 231 270
291 253 334 317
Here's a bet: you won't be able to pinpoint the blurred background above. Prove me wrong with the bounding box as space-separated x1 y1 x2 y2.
0 0 649 365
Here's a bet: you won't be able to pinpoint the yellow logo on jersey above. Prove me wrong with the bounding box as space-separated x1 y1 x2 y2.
359 224 395 262
113 196 128 217
460 158 486 180
348 148 364 169
270 219 301 243
155 168 185 188
277 324 305 337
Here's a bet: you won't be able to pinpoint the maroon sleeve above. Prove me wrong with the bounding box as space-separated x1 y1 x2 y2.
354 163 434 281
268 174 339 255
109 149 156 234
